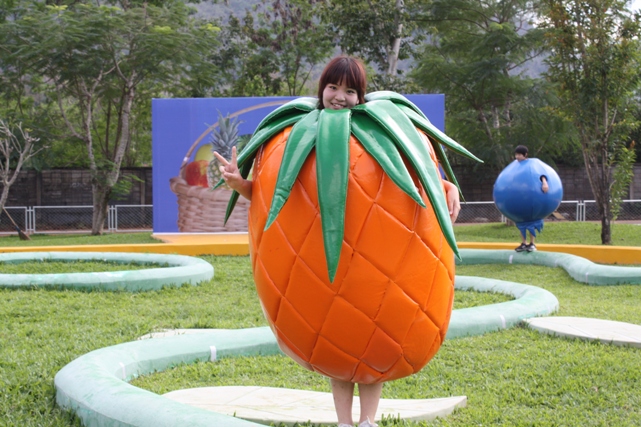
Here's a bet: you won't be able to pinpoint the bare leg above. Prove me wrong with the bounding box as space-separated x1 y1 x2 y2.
331 379 355 426
357 382 383 424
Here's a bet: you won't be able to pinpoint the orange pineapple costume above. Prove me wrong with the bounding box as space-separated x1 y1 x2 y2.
222 92 480 383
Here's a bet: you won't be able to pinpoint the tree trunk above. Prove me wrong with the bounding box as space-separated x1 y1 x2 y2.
91 182 111 235
88 81 135 234
578 128 613 245
386 0 404 76
0 180 10 211
601 214 611 245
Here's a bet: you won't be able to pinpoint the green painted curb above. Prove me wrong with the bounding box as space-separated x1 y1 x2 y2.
0 252 213 291
447 276 559 339
458 249 641 285
55 328 280 427
55 276 558 426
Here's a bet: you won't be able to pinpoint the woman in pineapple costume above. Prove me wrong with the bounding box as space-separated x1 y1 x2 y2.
214 56 479 427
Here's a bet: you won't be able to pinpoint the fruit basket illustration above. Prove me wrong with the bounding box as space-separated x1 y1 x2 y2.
169 112 250 233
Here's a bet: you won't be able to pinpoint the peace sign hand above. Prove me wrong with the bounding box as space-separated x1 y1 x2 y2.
213 146 253 200
213 146 240 182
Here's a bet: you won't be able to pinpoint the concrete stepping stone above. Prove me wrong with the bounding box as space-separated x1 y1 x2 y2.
524 316 641 348
163 386 467 426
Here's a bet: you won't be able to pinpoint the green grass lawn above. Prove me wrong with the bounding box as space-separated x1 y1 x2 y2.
0 232 161 247
0 260 166 274
1 221 639 247
1 224 640 426
454 221 641 246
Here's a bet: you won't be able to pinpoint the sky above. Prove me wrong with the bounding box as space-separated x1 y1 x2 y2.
632 0 641 11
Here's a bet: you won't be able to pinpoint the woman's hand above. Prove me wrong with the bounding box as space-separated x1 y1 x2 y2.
442 180 460 223
213 146 253 200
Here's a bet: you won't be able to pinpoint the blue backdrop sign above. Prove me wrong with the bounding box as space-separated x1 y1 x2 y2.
152 95 445 233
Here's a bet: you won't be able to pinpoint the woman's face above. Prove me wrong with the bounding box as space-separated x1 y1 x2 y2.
322 82 359 110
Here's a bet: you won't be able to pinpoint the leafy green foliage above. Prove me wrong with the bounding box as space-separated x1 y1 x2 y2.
611 143 637 220
320 0 421 91
0 0 223 232
412 0 574 170
213 0 333 97
540 0 641 243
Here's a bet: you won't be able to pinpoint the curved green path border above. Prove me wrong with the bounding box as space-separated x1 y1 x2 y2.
56 328 277 427
458 249 641 285
0 252 213 291
54 276 558 427
447 276 558 339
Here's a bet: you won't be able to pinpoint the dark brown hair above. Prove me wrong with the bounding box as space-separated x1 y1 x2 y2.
317 56 367 109
514 145 528 156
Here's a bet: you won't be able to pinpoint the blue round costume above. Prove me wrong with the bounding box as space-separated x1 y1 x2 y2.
493 158 563 239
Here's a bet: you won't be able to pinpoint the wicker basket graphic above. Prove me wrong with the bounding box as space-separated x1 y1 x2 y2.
169 101 292 232
169 176 250 232
169 101 290 233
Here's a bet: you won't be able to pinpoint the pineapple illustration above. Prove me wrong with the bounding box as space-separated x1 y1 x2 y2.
207 111 242 188
220 92 481 383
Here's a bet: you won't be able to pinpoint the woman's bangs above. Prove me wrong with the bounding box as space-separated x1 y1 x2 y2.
330 63 362 90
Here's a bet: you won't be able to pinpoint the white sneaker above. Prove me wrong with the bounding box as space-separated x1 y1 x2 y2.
358 418 379 427
338 424 353 427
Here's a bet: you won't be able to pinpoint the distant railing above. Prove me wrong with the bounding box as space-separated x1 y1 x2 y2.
0 201 640 234
454 199 641 224
0 205 152 234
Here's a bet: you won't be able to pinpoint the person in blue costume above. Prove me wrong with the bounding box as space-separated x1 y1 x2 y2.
513 145 548 252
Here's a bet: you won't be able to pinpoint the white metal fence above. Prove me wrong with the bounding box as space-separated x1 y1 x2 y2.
0 205 152 234
447 199 641 224
1 200 640 234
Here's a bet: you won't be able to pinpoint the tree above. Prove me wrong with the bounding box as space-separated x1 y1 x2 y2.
0 1 64 163
0 120 45 210
1 1 221 233
214 0 333 97
321 0 422 91
411 0 572 169
540 0 641 243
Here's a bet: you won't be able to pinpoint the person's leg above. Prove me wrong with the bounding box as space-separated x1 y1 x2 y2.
330 379 355 426
357 382 383 425
515 226 527 251
527 233 537 251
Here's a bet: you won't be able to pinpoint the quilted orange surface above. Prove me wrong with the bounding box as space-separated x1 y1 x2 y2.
249 127 455 384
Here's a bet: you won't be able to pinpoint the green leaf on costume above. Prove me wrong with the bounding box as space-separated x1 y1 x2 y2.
265 110 320 229
316 108 351 282
224 92 483 276
255 97 318 131
398 104 482 163
356 99 460 259
236 112 308 169
351 113 425 207
365 91 428 119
